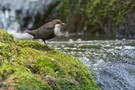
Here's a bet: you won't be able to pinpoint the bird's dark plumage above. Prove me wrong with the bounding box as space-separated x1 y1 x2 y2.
26 19 65 44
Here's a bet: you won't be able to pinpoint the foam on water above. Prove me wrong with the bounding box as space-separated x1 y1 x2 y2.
7 30 33 40
48 40 135 90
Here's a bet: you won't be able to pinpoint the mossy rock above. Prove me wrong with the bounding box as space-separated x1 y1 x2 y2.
0 30 14 43
0 29 99 90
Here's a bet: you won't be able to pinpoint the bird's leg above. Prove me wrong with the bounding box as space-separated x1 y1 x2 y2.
43 40 51 50
43 40 47 45
43 40 49 47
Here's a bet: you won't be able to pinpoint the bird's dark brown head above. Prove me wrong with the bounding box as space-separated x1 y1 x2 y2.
51 19 66 26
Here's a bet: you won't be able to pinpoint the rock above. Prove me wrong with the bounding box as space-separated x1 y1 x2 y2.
0 29 99 90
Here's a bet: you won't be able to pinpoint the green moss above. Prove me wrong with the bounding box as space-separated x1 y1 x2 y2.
0 29 99 90
0 29 14 43
54 0 135 35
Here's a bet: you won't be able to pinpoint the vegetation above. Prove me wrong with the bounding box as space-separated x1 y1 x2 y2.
51 0 135 35
0 29 99 90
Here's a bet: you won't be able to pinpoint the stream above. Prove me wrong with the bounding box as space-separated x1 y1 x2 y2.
48 40 135 90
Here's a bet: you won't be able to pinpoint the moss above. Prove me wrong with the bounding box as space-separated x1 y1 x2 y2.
0 30 14 43
53 0 135 36
0 29 99 90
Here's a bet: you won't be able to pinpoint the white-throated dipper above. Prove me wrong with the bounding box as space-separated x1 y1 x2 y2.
27 19 65 44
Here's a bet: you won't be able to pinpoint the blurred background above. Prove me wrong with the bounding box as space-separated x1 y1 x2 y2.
0 1 135 90
0 0 135 40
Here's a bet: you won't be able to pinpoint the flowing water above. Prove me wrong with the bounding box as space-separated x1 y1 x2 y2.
0 0 54 40
48 40 135 90
0 0 53 31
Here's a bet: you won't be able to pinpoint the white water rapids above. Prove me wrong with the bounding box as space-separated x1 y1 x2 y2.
49 40 135 90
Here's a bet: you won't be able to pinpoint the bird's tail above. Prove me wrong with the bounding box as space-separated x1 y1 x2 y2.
26 30 36 36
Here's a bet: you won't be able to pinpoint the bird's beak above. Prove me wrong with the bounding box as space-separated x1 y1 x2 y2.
61 23 66 25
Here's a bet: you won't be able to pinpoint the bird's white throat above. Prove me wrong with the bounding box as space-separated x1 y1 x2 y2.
54 24 62 36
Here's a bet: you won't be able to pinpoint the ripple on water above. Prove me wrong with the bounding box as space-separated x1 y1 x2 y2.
49 40 135 90
95 63 135 90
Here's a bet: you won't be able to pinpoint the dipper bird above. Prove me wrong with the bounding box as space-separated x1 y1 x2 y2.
27 19 65 44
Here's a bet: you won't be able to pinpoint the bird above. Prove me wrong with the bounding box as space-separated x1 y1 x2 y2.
26 19 66 44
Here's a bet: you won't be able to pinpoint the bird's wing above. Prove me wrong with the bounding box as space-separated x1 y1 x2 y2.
36 28 54 39
38 23 54 30
27 22 55 40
